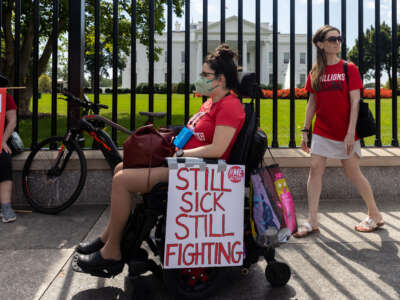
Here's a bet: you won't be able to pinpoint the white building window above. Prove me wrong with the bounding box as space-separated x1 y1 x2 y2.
300 52 306 64
269 52 273 64
284 52 289 64
300 74 306 86
181 73 185 82
165 73 168 82
269 74 273 84
247 52 250 64
165 54 168 63
181 51 185 63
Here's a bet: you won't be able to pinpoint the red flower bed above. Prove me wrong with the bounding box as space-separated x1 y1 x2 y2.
261 88 308 99
363 89 392 99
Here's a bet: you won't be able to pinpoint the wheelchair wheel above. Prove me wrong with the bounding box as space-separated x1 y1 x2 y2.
163 267 225 300
157 219 224 299
265 261 291 287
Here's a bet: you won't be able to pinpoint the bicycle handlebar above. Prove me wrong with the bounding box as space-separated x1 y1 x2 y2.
61 90 109 111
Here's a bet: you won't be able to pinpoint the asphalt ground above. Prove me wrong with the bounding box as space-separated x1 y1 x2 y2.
0 199 399 300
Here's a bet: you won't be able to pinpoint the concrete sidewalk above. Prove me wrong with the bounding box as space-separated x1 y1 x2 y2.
0 200 399 300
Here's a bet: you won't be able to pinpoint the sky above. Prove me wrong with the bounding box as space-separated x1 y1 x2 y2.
171 0 399 50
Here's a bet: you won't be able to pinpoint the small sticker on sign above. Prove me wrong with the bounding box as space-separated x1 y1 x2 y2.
227 166 244 183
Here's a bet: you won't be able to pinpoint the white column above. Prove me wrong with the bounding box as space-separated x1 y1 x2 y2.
196 41 202 80
122 55 130 89
242 41 248 72
260 43 265 84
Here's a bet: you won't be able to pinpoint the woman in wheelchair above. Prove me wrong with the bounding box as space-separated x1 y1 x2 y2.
75 44 245 276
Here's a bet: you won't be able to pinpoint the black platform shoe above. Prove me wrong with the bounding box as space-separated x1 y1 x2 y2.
76 237 104 255
76 251 124 278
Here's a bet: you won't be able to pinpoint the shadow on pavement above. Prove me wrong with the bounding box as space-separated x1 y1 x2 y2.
0 206 106 250
124 274 172 300
318 226 400 299
72 287 129 300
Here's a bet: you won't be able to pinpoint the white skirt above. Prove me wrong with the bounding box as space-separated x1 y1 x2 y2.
311 134 361 159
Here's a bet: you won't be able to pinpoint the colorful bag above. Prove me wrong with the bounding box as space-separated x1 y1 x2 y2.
249 147 298 246
250 168 292 246
259 166 285 228
267 164 298 234
251 172 281 233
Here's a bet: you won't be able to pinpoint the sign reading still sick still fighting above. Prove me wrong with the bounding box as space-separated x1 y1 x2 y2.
164 164 245 268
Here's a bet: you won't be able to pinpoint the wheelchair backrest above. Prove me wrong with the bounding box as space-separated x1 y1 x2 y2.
228 72 266 169
228 101 257 166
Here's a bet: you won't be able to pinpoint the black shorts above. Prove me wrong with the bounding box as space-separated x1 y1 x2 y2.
0 151 12 182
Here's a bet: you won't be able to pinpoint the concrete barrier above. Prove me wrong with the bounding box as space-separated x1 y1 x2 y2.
11 148 400 208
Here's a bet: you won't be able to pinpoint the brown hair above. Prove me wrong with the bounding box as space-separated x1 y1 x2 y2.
204 43 239 91
310 25 340 91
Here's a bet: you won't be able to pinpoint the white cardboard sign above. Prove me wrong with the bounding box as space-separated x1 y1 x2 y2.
164 163 245 269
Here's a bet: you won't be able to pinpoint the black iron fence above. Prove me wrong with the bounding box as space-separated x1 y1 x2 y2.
1 0 399 148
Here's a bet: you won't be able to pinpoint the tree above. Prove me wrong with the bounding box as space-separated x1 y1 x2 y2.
348 23 400 89
0 0 184 116
38 74 51 93
384 78 400 89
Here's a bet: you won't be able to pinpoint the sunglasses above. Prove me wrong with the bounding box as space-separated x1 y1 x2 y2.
325 36 344 43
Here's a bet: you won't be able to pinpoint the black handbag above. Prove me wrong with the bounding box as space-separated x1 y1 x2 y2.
7 131 24 155
344 62 376 138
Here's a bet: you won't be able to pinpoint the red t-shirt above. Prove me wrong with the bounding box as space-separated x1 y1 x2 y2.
6 94 17 111
305 60 363 141
184 94 245 160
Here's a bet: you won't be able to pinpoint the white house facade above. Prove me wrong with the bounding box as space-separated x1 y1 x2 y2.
122 16 311 89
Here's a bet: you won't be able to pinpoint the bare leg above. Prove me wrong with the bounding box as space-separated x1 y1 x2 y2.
100 162 125 243
341 155 382 222
113 162 123 175
100 167 169 260
0 181 13 205
306 154 327 228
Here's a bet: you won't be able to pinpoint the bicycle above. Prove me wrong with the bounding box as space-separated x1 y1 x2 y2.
22 90 166 214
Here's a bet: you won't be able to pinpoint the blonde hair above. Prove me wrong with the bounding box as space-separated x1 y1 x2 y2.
311 25 340 91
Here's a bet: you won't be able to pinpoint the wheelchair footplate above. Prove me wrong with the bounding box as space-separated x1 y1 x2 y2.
71 253 122 278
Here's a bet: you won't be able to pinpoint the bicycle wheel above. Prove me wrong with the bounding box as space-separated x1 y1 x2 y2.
22 136 87 214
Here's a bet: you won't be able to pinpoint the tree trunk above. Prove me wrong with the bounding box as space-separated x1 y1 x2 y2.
18 82 33 117
15 17 67 116
385 65 392 90
2 2 15 81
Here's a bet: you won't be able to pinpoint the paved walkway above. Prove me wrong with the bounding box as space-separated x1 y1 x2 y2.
0 199 399 300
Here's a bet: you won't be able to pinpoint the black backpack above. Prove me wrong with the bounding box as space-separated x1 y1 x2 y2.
343 62 376 138
229 73 267 171
247 127 268 170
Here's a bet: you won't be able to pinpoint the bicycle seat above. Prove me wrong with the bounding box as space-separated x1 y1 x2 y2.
139 112 166 119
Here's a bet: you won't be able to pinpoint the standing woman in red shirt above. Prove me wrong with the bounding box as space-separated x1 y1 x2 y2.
294 25 384 238
0 75 17 223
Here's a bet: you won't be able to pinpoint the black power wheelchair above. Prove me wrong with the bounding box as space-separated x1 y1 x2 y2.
73 73 291 299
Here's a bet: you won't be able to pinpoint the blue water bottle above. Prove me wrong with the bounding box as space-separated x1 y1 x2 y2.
173 127 193 149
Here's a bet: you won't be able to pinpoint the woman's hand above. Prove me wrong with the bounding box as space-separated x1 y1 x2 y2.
344 133 355 155
301 132 310 153
1 142 11 154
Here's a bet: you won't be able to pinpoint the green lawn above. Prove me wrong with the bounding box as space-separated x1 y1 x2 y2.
18 93 400 148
